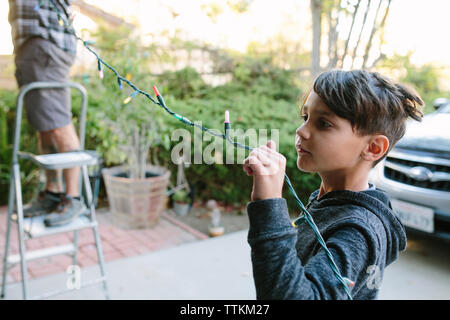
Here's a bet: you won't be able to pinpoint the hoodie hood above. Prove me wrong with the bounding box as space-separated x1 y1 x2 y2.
306 184 407 266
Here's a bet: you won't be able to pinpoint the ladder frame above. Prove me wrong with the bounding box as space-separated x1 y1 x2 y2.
1 81 110 300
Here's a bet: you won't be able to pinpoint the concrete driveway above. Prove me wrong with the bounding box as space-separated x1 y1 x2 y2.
378 231 450 299
2 229 449 300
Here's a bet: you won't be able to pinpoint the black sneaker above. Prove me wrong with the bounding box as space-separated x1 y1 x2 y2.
44 195 87 227
22 190 61 218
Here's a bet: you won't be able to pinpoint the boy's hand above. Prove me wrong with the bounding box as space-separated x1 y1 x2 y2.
243 140 286 201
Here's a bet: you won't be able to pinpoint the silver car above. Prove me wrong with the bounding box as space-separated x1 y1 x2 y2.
369 98 450 242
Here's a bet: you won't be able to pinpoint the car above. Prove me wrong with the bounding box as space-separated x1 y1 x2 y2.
369 98 450 242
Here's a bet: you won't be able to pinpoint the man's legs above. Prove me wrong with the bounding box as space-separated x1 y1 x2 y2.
40 123 80 197
39 131 63 194
40 122 87 227
14 38 82 223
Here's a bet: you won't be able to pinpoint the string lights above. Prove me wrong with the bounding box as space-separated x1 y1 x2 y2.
97 60 103 80
44 0 354 299
123 90 138 104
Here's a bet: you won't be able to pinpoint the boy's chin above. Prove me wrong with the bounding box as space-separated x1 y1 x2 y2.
296 159 315 173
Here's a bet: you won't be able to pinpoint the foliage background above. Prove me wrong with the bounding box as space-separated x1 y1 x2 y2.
1 26 448 211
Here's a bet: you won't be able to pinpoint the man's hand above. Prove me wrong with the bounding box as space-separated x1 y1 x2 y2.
243 140 286 201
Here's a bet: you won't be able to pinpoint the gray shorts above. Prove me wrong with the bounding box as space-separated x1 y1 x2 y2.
14 37 76 132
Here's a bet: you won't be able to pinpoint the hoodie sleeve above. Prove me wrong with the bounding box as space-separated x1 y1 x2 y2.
246 198 381 300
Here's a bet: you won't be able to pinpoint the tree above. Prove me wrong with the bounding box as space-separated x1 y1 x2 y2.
310 0 393 74
349 0 372 69
311 0 322 77
362 0 392 69
201 0 253 23
340 0 361 68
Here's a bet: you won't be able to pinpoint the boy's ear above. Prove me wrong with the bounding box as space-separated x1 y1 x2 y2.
361 134 389 162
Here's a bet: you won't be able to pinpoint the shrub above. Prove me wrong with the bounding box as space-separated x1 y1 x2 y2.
0 88 41 204
7 31 444 213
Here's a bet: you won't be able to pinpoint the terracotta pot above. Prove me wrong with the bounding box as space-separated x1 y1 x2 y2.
102 164 171 229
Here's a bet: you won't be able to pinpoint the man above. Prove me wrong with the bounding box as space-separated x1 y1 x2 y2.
9 0 86 227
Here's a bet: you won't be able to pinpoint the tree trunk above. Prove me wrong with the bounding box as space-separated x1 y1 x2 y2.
350 0 372 69
362 0 383 69
311 0 322 78
367 0 392 69
326 7 339 69
340 0 361 68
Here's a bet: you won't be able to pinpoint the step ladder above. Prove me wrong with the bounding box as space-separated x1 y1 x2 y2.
1 81 110 300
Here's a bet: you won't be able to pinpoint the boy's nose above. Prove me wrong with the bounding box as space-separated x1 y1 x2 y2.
296 124 309 140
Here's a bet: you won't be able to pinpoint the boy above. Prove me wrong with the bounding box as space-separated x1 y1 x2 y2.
242 69 424 299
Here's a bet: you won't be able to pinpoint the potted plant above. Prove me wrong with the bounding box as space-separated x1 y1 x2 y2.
86 28 173 228
172 189 191 216
95 79 173 229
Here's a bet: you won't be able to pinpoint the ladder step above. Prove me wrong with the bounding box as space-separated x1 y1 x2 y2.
17 150 98 169
7 243 76 265
11 214 97 239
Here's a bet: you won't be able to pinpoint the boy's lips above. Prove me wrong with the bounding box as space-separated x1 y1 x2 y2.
296 145 311 154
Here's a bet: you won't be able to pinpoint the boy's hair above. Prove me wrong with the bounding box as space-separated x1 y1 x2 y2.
309 69 424 167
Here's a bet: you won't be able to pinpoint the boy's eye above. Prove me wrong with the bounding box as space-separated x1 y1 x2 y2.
301 114 331 129
319 119 331 128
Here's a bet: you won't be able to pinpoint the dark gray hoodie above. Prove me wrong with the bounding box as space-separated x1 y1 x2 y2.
246 183 407 300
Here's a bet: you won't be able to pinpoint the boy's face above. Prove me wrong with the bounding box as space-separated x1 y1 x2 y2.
295 90 370 174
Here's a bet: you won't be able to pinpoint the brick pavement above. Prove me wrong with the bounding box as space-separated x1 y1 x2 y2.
0 206 208 286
